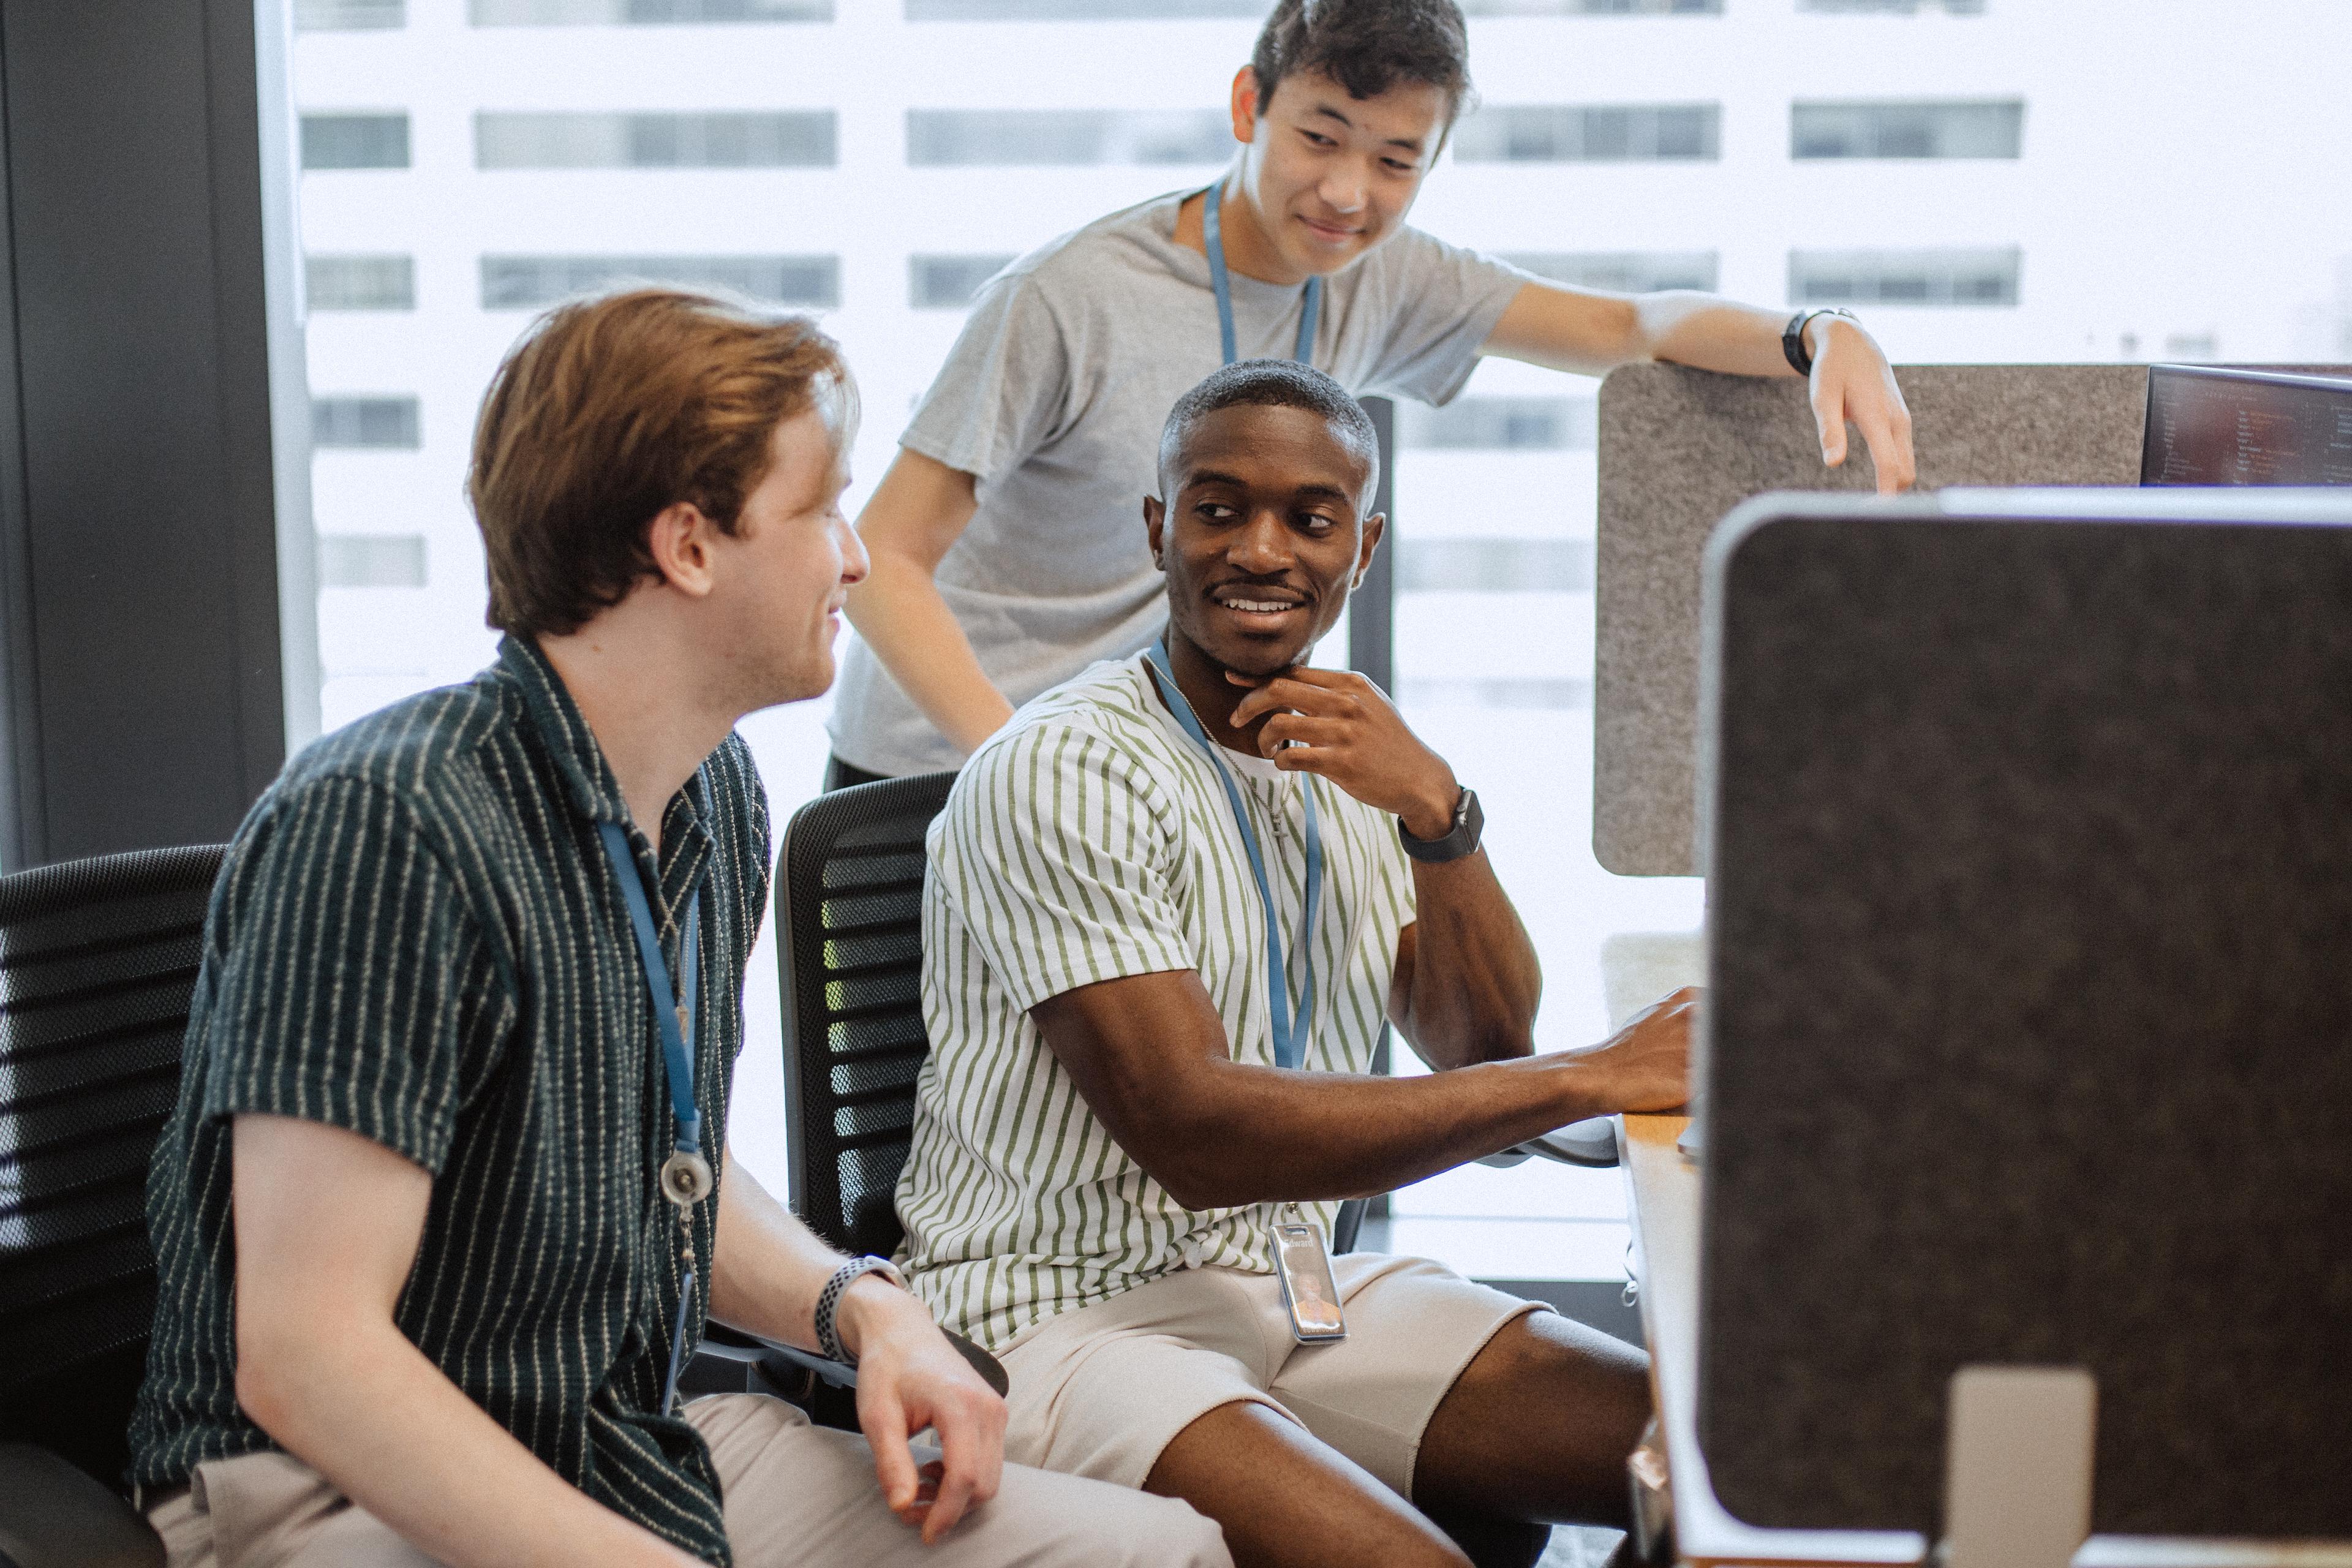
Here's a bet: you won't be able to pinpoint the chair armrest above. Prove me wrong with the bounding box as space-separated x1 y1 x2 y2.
0 1442 165 1568
697 1322 1009 1400
1480 1114 1625 1172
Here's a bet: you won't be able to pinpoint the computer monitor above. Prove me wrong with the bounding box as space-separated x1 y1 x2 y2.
2141 363 2352 485
1694 488 2352 1542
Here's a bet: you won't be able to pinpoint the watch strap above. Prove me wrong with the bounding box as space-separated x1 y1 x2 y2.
815 1254 905 1364
1398 787 1483 864
1783 308 1858 377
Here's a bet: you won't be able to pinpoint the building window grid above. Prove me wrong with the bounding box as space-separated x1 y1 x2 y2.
475 111 837 170
910 255 1017 309
472 0 831 21
1452 104 1721 163
1799 0 1985 13
1789 246 2022 307
480 255 840 309
318 535 429 588
1400 397 1597 451
1792 99 2024 159
906 109 1230 168
301 113 411 171
312 396 423 450
296 0 406 29
1502 251 1719 293
307 255 416 312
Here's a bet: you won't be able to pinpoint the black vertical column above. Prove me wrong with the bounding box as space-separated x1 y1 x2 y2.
0 0 316 868
1352 397 1398 1142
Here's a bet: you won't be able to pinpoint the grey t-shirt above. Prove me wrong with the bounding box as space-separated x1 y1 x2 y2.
827 187 1528 777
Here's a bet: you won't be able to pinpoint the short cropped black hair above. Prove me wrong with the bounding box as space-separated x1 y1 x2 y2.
1249 0 1472 119
1159 358 1381 507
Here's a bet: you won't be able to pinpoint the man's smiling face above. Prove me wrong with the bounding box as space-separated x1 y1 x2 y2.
1146 401 1384 679
1232 65 1450 279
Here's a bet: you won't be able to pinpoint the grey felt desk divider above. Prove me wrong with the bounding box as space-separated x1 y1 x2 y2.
1593 362 2351 877
1694 488 2352 1541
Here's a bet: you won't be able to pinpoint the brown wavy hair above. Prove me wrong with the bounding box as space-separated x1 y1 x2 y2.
468 287 851 639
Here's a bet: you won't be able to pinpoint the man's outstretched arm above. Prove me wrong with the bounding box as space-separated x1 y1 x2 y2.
230 1113 701 1568
1480 280 1918 492
707 1155 1006 1545
1032 972 1691 1213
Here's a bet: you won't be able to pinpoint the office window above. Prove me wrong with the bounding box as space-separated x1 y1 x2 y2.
1464 0 1719 13
307 255 416 311
1502 251 1718 293
907 0 1259 15
301 113 411 171
1452 104 1719 162
481 254 839 309
476 111 836 169
1400 539 1593 594
1792 100 2023 159
907 109 1230 167
1400 397 1597 451
1399 676 1589 710
472 0 829 20
910 254 1015 309
319 535 428 587
312 396 422 448
297 0 405 28
1800 0 1984 11
1789 246 2021 307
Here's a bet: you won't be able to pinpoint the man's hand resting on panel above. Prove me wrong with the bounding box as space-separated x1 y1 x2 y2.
837 1276 1007 1544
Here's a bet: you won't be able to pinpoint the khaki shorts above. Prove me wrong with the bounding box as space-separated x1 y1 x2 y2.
999 1253 1542 1499
145 1392 1229 1568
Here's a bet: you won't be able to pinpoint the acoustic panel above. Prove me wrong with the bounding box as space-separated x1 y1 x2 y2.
1596 364 2150 876
1695 489 2352 1538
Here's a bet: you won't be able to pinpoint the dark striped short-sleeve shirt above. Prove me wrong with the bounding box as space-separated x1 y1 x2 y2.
129 636 769 1567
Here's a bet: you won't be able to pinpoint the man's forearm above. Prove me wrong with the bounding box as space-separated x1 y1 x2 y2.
1036 976 1622 1212
1395 847 1542 1072
1630 293 1804 379
1155 1054 1619 1208
707 1153 863 1347
843 552 1014 754
236 1316 695 1568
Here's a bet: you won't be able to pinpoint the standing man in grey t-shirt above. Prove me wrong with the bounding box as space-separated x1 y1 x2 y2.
827 0 1917 783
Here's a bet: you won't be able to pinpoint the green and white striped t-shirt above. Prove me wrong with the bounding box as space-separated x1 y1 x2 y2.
895 652 1417 1349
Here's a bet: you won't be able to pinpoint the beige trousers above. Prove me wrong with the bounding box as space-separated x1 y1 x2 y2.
145 1392 1230 1568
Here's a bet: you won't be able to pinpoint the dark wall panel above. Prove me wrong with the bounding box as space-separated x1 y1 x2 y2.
0 1 306 864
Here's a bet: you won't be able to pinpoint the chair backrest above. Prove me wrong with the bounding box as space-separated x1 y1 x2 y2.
775 773 957 1259
0 845 225 1487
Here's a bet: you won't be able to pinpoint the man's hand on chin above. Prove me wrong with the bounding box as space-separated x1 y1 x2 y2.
1226 665 1460 838
838 1277 1006 1544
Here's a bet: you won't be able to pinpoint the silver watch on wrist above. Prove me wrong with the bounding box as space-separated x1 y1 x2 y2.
815 1254 906 1365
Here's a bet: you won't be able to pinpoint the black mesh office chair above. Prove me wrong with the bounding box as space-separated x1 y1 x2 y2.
0 845 224 1568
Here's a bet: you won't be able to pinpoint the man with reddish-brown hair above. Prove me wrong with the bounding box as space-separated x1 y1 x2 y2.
126 289 1229 1568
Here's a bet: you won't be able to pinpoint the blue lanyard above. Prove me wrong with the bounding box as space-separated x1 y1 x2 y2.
1142 642 1324 1071
1202 183 1322 368
597 821 707 1417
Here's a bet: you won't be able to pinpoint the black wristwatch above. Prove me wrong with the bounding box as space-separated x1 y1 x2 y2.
1398 787 1483 864
1782 307 1857 376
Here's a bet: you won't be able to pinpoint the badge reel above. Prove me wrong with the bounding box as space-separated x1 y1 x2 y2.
1271 1204 1347 1344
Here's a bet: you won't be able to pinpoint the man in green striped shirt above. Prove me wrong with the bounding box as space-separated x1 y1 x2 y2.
128 290 1227 1568
900 360 1697 1568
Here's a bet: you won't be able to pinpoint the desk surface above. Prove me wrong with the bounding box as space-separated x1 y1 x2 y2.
1619 1115 1925 1568
1618 1115 2352 1568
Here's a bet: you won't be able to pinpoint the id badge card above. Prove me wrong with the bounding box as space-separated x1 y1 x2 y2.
1270 1207 1347 1343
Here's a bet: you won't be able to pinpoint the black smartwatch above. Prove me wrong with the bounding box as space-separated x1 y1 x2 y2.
1398 787 1483 864
1782 307 1857 376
